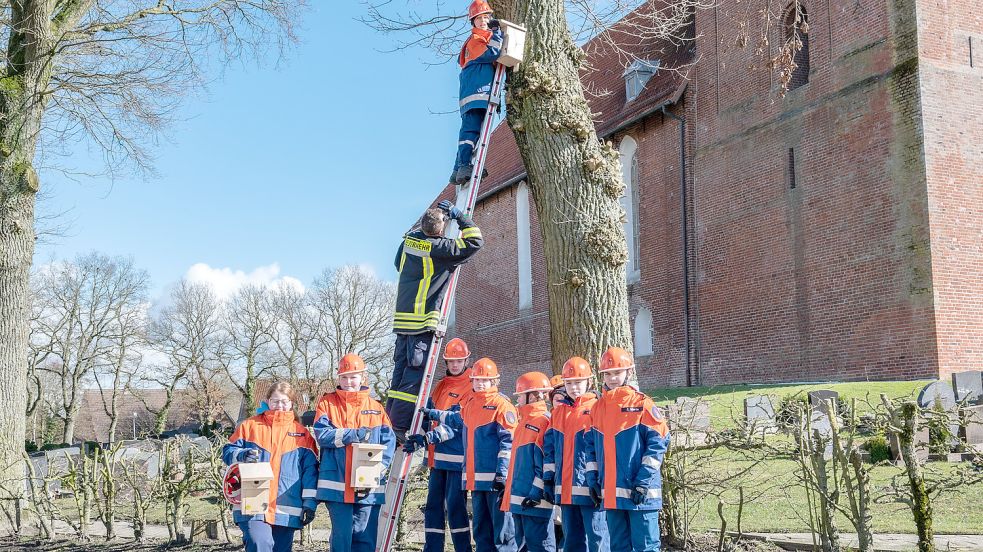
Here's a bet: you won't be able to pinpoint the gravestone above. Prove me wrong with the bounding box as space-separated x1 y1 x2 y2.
808 390 839 416
744 395 778 437
952 371 983 404
918 380 960 450
888 419 930 465
961 405 983 452
808 408 834 460
667 397 711 447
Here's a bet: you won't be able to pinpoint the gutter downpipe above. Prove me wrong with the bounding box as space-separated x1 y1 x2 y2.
661 104 696 387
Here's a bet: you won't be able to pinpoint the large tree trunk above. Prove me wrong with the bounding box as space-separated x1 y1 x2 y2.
496 0 633 372
0 0 56 523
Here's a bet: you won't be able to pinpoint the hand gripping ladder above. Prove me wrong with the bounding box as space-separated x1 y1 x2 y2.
376 62 507 552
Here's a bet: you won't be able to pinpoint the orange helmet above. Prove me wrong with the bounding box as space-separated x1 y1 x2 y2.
550 374 565 389
338 353 367 375
468 0 493 21
514 372 553 395
443 338 471 360
562 356 594 381
470 357 500 379
598 347 635 373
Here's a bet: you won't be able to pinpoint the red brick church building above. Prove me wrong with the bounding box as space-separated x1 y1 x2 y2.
433 0 982 390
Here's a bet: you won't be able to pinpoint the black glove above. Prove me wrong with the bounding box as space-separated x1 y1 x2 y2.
489 18 500 30
491 477 506 494
521 496 541 509
403 434 428 453
630 485 647 505
241 449 260 463
354 489 369 500
356 428 371 442
301 508 316 526
588 483 602 508
437 199 463 220
420 407 441 422
542 481 555 505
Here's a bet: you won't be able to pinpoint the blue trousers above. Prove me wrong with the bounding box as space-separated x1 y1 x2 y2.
387 333 432 440
326 501 381 552
560 504 609 552
238 520 295 552
455 109 485 169
424 469 472 552
515 514 555 552
606 509 661 552
472 490 516 552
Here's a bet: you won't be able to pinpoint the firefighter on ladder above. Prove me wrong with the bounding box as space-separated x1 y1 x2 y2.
409 357 518 552
584 347 670 552
450 0 503 185
543 357 610 552
387 200 483 443
420 337 474 552
502 371 556 552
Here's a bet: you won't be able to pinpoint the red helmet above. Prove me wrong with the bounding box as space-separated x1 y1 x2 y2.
598 347 635 373
338 353 367 375
470 357 500 379
222 464 242 505
514 372 553 395
468 0 493 21
562 357 594 381
443 338 471 360
549 374 565 389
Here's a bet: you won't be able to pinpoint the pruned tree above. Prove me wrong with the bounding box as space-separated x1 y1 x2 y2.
309 265 396 399
0 0 304 511
31 252 149 444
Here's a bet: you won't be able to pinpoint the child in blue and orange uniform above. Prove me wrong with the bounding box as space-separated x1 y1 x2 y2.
584 347 670 552
502 371 555 552
543 357 610 552
450 0 503 185
313 353 396 552
223 381 319 552
409 357 518 552
420 338 474 552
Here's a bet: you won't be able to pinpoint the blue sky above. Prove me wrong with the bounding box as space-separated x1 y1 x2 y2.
35 3 472 296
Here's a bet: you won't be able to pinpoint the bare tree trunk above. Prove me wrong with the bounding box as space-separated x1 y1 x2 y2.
495 0 632 371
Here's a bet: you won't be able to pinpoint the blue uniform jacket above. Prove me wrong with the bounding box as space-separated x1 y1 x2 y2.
222 410 319 529
543 392 599 507
459 28 503 113
584 385 670 511
503 401 553 518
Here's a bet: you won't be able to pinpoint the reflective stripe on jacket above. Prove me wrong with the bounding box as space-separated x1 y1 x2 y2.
427 386 517 491
426 371 472 470
544 392 598 506
312 387 396 505
458 28 503 113
393 217 483 334
502 401 552 517
584 385 669 511
222 410 318 529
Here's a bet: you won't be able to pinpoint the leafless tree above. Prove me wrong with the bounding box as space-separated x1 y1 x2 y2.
309 265 396 399
266 281 330 404
144 280 222 435
31 252 150 444
0 0 305 507
217 283 277 416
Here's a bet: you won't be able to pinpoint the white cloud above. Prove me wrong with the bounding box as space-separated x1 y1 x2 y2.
184 262 305 300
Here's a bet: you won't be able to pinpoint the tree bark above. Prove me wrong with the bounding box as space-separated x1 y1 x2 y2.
0 0 56 518
494 0 633 372
899 401 934 552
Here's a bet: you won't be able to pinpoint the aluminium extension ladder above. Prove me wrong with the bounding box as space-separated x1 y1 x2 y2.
376 61 508 552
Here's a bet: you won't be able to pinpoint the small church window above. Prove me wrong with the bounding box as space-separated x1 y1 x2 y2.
784 3 809 90
623 59 661 102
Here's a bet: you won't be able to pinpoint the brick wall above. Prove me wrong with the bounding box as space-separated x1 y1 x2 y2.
913 0 983 378
441 0 981 389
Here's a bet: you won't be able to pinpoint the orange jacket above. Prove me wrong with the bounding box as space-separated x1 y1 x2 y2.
501 401 553 517
312 387 396 504
426 370 472 470
544 392 599 506
223 410 318 528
